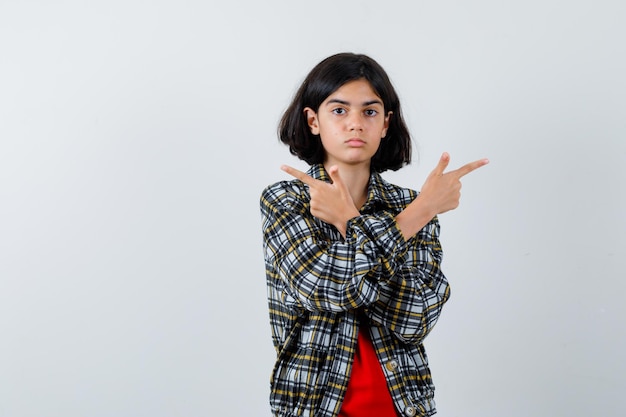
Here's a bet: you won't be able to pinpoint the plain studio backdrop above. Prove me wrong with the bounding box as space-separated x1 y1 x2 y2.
1 1 624 416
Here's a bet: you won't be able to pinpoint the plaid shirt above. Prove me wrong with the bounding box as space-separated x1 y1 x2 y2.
260 164 450 417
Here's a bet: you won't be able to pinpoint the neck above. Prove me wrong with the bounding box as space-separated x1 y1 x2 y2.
324 162 371 209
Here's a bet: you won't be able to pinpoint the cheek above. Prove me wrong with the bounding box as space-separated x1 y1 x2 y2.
372 121 388 137
318 124 340 140
318 135 333 151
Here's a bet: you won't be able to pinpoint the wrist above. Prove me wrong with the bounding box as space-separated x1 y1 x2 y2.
334 208 360 238
396 196 436 240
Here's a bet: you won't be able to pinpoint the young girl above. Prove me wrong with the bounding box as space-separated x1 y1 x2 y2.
260 53 488 417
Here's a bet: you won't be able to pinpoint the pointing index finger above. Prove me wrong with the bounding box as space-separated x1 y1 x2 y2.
453 158 490 178
280 165 317 186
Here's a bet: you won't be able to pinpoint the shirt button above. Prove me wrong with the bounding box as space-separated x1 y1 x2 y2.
385 359 399 372
404 406 417 416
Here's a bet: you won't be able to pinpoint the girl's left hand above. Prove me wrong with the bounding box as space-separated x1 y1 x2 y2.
281 165 360 237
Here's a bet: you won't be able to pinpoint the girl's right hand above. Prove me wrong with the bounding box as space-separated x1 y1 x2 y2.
281 164 360 238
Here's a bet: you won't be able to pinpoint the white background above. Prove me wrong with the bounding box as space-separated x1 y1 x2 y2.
1 1 624 416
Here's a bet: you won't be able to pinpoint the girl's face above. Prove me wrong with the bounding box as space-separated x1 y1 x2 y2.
304 79 391 170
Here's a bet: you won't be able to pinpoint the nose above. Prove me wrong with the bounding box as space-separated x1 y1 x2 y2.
347 112 364 131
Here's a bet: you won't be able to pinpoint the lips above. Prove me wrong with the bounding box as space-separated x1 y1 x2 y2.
346 138 366 147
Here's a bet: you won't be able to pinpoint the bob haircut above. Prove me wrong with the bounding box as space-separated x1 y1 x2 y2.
278 52 412 173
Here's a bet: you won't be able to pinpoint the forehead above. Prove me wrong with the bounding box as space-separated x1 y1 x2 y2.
324 79 382 104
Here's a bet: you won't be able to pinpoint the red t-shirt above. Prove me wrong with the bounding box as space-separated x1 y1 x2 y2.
339 327 398 417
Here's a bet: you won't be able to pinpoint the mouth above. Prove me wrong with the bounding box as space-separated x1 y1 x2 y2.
346 138 366 147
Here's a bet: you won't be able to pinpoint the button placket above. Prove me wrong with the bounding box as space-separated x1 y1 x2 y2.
385 358 399 372
404 406 417 416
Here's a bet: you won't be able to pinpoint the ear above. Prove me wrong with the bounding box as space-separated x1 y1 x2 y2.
303 107 320 135
382 111 393 138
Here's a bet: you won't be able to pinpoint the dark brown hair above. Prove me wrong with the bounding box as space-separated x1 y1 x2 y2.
278 52 412 172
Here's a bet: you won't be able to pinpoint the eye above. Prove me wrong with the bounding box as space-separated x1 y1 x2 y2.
364 109 378 117
331 108 346 115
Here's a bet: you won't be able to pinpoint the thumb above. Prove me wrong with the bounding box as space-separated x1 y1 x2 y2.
431 152 450 177
327 165 346 189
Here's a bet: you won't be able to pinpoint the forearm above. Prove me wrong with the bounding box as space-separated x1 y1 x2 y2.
263 204 409 313
394 195 438 241
366 272 450 345
364 217 449 344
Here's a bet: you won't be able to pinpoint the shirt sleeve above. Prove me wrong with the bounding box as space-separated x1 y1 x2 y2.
261 181 410 313
364 217 450 345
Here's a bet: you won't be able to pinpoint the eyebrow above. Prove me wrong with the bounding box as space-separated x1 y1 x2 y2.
326 98 383 107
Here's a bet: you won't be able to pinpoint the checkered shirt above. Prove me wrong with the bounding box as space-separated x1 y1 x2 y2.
260 164 450 417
